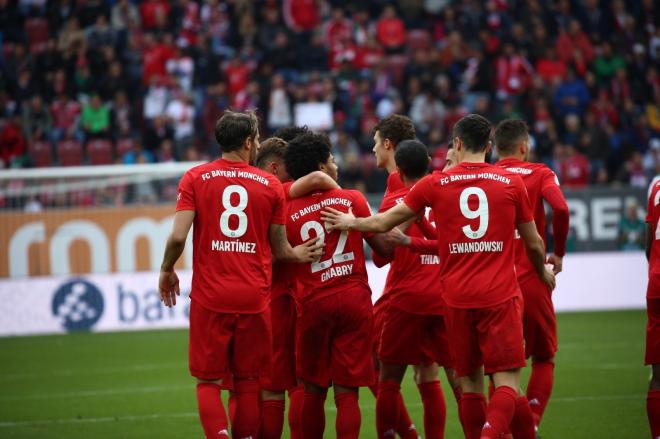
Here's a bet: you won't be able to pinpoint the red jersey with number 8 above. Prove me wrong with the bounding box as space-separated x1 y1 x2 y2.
404 162 534 309
647 180 660 298
286 188 372 302
176 159 286 313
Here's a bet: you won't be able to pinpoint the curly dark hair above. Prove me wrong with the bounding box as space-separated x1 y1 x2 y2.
255 137 287 170
284 132 331 180
373 114 416 148
394 140 430 180
272 125 309 143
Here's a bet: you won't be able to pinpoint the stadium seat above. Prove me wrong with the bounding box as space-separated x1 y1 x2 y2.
407 29 432 51
116 138 135 159
56 140 83 166
386 54 409 86
25 18 49 53
87 139 114 165
28 140 53 167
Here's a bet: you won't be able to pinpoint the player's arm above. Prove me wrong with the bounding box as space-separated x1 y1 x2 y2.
542 181 569 274
382 227 439 254
288 171 340 198
159 210 195 307
269 224 324 263
322 202 418 233
518 220 556 290
647 223 653 262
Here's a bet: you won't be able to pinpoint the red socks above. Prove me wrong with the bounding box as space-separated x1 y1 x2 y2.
196 383 229 438
648 389 660 438
376 380 400 437
527 361 555 427
481 386 517 439
259 399 285 439
232 378 260 439
459 392 486 439
288 385 304 439
335 391 361 439
418 381 446 439
510 396 536 439
302 391 326 439
396 392 419 439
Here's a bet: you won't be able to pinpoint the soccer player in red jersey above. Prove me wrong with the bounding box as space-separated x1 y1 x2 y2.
373 139 457 439
372 114 419 438
646 179 660 439
322 114 556 439
494 119 570 434
254 137 338 439
158 111 322 439
284 132 390 439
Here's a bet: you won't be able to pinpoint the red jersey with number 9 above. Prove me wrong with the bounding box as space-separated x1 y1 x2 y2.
286 188 372 303
404 162 534 309
176 159 286 313
647 180 660 298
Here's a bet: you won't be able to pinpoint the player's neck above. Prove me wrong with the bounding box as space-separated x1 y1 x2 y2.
385 155 397 173
222 151 249 164
460 151 487 163
498 153 525 162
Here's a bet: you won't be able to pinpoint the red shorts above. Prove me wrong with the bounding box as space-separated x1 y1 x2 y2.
378 305 452 367
189 300 271 381
261 294 298 392
519 274 557 359
298 287 375 388
646 298 660 365
445 296 526 377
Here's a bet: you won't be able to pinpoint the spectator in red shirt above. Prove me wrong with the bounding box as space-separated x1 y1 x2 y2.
283 0 320 32
536 47 567 84
560 144 590 188
140 0 170 30
50 92 81 142
377 5 406 52
142 33 175 86
495 43 533 99
324 7 352 48
0 118 27 168
224 55 251 97
556 19 595 66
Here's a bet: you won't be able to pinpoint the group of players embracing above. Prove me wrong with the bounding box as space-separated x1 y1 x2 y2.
158 109 575 439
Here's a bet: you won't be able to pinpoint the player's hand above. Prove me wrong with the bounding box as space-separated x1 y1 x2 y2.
159 269 180 307
547 253 563 274
321 207 355 231
293 236 324 263
541 265 556 291
383 227 411 247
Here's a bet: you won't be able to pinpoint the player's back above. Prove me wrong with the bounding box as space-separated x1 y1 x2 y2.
405 161 533 308
177 158 285 313
498 158 558 280
648 180 660 298
380 187 444 313
286 188 372 302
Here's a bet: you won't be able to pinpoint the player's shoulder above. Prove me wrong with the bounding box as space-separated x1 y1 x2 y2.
183 160 214 178
386 170 405 193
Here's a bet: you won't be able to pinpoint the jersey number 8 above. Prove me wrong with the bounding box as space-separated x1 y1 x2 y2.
220 185 248 238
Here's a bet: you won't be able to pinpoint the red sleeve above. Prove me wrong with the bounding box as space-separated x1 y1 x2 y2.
270 180 286 225
513 176 534 225
403 175 433 213
541 171 569 257
648 185 658 223
176 170 195 211
282 181 293 202
417 217 437 240
408 238 439 254
351 191 375 239
372 250 393 267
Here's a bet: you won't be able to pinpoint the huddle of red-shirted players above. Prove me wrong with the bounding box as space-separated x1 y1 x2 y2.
156 110 653 439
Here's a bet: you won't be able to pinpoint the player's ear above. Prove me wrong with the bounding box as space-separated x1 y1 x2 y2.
485 140 492 154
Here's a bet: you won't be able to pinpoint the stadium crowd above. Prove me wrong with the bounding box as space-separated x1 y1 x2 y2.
1 0 659 193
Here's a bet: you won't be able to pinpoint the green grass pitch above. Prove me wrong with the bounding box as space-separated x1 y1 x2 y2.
0 310 650 438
